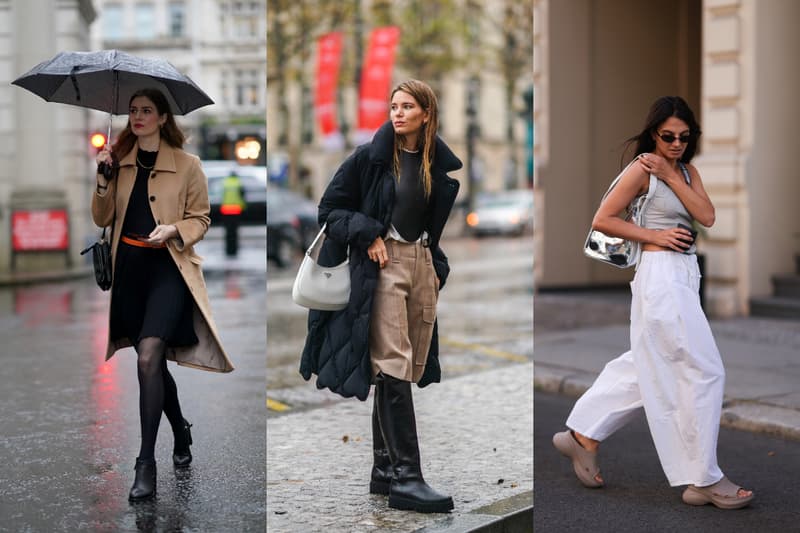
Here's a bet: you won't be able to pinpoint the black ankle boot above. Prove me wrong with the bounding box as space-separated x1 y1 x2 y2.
375 373 454 513
173 419 193 468
370 383 392 495
129 457 157 501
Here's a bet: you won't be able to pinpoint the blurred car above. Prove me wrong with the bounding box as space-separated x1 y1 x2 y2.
267 199 301 268
465 189 534 236
267 187 319 250
203 161 267 225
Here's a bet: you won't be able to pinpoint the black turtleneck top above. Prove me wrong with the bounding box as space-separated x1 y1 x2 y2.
121 149 158 238
391 149 429 241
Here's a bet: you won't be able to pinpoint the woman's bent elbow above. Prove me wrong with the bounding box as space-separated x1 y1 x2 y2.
700 211 715 228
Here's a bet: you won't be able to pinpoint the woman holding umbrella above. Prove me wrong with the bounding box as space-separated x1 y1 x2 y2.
300 79 461 513
93 88 233 501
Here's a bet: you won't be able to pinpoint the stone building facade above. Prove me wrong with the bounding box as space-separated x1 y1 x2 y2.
533 0 800 317
0 0 97 278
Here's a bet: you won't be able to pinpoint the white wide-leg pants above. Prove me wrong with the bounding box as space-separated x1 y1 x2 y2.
566 251 725 487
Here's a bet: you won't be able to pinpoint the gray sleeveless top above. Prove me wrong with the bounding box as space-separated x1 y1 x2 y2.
642 162 696 255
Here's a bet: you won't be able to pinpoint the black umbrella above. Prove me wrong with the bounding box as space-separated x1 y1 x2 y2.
12 49 214 141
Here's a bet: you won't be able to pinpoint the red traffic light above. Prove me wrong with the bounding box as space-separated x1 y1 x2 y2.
90 133 107 149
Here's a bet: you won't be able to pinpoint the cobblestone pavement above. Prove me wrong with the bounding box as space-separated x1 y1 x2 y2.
267 362 533 532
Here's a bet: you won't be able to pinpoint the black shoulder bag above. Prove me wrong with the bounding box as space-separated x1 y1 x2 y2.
81 226 113 291
81 160 117 291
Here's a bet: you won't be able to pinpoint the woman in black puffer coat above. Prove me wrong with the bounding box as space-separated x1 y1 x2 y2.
300 79 461 513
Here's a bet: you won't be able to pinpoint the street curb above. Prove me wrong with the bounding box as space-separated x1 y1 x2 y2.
534 362 800 442
414 491 533 533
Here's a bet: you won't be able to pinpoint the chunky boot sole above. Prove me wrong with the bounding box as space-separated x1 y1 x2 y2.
388 493 454 513
370 479 391 495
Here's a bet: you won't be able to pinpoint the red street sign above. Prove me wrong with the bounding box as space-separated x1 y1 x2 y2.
12 209 69 251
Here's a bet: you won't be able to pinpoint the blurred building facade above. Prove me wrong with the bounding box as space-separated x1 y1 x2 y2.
266 0 533 206
89 0 267 164
0 0 97 277
0 0 266 279
533 0 800 318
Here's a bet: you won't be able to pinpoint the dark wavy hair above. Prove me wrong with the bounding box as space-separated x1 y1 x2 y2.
113 88 185 158
623 96 702 165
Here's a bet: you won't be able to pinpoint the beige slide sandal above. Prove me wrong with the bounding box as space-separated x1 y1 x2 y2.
552 430 604 488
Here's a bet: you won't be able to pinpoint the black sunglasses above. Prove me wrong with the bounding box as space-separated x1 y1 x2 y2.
656 131 691 144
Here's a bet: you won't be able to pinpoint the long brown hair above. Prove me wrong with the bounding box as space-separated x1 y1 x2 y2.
112 88 186 158
391 79 439 199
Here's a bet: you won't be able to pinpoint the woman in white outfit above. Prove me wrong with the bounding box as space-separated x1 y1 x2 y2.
552 96 754 509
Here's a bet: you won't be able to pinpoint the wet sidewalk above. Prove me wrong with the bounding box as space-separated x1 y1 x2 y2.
534 291 800 441
0 228 267 531
267 362 533 532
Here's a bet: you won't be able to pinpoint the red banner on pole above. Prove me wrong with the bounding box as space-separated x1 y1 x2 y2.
315 32 344 150
356 26 401 144
12 209 69 251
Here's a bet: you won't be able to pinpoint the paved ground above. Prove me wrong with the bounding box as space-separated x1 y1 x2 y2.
267 363 533 533
535 390 798 532
0 227 267 532
534 289 800 441
266 235 534 532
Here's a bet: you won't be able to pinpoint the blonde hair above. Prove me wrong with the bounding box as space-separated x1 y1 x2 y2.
390 79 438 199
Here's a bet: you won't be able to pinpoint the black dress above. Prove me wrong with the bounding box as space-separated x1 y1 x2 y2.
109 149 197 348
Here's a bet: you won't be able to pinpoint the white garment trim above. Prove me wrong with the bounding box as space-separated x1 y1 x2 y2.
386 224 428 244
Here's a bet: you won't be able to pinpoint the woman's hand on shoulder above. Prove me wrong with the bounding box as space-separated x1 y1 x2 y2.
639 153 681 185
147 224 179 245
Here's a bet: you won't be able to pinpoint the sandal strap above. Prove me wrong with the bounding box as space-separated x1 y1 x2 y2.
700 477 747 499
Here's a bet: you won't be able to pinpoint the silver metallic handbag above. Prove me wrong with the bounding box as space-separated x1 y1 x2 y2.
292 223 350 311
583 156 657 268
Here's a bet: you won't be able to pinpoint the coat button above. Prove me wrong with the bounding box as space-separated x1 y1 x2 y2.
149 195 155 202
150 172 156 179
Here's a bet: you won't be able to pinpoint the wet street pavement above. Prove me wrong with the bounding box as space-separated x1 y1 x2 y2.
267 235 534 532
0 227 266 531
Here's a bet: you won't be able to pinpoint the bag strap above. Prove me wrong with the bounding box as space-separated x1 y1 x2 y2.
306 222 327 256
600 154 658 204
678 161 691 184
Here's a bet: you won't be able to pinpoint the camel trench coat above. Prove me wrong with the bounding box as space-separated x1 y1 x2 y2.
91 141 234 373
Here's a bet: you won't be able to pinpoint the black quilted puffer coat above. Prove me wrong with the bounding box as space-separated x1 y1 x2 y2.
299 121 462 401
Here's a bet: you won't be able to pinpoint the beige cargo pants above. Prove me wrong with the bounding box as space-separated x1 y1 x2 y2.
369 239 439 383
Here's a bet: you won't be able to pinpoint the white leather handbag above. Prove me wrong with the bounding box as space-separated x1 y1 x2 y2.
292 223 350 311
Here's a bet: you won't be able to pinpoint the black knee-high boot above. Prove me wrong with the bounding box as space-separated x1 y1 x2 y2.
375 373 454 513
370 382 392 495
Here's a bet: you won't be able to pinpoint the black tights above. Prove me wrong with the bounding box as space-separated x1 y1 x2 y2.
135 337 185 460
